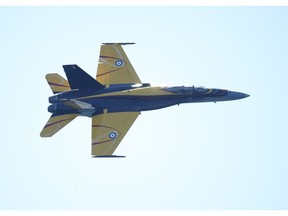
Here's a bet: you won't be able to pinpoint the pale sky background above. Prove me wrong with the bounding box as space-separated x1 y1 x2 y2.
0 7 287 210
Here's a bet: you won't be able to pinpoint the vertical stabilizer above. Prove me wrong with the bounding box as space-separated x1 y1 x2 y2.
63 64 105 91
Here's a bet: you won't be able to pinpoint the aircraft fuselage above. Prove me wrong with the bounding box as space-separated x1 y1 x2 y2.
47 83 249 117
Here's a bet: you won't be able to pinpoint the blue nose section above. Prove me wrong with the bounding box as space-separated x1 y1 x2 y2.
228 91 250 100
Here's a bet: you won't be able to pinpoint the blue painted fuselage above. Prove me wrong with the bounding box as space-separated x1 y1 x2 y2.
47 83 249 117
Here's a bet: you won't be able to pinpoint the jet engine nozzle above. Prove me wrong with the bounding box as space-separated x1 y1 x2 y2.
48 104 57 113
49 95 59 103
48 103 72 113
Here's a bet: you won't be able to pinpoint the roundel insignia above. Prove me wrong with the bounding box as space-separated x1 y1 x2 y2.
115 60 124 67
109 131 118 139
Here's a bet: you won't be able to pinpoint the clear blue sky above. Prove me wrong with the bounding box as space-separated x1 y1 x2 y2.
0 7 287 210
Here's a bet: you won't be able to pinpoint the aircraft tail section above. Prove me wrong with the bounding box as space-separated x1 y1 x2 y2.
40 113 79 137
45 73 71 94
63 64 105 91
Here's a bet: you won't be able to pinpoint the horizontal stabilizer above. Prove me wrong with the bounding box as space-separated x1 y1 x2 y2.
40 113 78 137
45 73 70 94
63 64 105 90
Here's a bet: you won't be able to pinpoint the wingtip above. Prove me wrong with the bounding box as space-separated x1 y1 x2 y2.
102 42 135 45
92 155 126 158
40 131 49 138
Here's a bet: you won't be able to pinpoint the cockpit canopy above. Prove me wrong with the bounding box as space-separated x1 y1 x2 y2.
164 85 208 94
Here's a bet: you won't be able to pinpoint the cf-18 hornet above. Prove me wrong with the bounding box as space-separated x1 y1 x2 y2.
40 43 249 157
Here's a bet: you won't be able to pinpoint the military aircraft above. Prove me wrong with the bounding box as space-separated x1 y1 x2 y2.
40 43 249 157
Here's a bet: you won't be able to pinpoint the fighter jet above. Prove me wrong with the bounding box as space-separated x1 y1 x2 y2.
40 43 249 157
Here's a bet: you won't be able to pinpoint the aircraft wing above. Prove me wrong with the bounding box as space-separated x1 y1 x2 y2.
91 111 140 156
96 43 141 86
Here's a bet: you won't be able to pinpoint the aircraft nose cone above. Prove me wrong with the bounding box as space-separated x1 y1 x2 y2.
229 91 250 100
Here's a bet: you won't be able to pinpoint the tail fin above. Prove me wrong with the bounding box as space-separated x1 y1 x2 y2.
63 64 105 91
46 73 71 94
40 113 78 137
